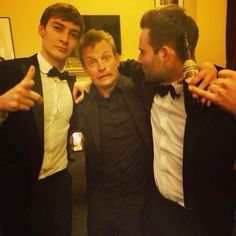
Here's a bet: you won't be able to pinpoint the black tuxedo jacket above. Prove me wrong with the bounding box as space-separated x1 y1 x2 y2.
75 75 153 194
0 54 76 219
147 82 236 233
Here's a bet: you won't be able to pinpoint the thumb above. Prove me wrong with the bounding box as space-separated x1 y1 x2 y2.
21 65 36 88
75 92 85 104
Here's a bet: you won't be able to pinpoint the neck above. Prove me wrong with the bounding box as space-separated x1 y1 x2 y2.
165 62 184 84
40 51 65 71
97 87 114 98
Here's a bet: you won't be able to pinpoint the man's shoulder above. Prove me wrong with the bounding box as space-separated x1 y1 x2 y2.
0 54 38 90
0 54 38 69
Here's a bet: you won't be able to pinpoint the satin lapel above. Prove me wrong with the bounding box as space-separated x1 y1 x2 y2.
83 95 101 153
21 56 44 143
66 76 76 94
183 81 205 115
143 83 156 116
123 84 153 153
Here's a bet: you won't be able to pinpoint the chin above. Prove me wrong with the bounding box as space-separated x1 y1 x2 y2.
147 74 167 83
55 52 69 61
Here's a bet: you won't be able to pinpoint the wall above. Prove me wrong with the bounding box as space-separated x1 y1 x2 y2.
195 0 227 67
0 0 226 66
0 0 153 61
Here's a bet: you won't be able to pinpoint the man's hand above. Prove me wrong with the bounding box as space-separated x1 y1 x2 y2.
190 62 217 88
0 66 43 112
188 62 217 104
73 80 92 104
189 69 236 116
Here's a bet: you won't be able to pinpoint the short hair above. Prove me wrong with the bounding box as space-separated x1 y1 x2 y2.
79 29 117 66
140 4 199 62
40 3 84 38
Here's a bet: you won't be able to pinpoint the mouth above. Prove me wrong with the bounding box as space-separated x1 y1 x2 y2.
56 46 68 53
97 74 112 80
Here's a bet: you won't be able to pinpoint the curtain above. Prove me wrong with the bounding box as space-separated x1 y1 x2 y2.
226 0 236 69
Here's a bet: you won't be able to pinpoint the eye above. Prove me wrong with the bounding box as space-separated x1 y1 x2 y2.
86 59 96 67
102 54 112 62
70 31 80 40
53 25 63 32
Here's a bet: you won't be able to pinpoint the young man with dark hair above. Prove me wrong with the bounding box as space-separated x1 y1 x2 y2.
132 5 235 236
0 3 84 235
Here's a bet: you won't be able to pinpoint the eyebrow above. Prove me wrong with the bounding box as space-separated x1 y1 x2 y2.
51 21 80 34
102 50 111 54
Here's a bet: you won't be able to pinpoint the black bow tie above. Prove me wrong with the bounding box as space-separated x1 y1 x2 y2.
47 67 71 81
154 84 179 99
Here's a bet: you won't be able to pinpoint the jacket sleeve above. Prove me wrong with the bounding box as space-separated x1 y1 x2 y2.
119 59 146 87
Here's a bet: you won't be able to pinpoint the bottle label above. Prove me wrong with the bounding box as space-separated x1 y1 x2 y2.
183 59 199 83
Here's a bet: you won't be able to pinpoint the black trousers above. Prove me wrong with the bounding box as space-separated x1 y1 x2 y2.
87 192 148 236
27 169 72 236
0 166 28 236
142 188 234 236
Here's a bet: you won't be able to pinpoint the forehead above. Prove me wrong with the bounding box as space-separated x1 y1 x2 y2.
139 28 151 46
47 17 81 30
83 40 113 55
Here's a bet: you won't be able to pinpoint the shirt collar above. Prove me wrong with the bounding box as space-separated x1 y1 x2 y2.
37 53 66 74
37 53 53 74
172 81 184 95
89 75 123 98
160 80 184 96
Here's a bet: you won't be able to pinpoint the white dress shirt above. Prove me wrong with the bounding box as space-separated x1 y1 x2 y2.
151 82 186 207
37 53 73 180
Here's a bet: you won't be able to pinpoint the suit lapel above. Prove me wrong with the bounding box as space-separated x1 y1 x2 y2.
142 83 157 116
183 81 206 115
122 78 153 153
83 92 101 153
21 55 44 143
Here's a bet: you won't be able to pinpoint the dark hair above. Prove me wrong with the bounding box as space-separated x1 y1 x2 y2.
78 29 117 66
40 3 84 38
140 4 199 62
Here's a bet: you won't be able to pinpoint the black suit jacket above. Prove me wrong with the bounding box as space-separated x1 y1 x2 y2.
75 74 153 194
0 54 76 226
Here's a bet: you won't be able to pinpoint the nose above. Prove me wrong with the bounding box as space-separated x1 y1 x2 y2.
97 59 106 71
137 53 142 63
60 31 69 44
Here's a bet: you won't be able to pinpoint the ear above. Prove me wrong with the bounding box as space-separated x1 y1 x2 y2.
38 24 45 37
115 53 120 66
158 46 175 64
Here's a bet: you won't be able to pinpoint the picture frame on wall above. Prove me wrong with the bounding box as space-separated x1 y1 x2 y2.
65 57 85 76
0 17 15 60
154 0 184 7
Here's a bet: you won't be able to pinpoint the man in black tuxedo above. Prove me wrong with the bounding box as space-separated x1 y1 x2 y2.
75 29 154 236
0 3 84 235
119 5 236 236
